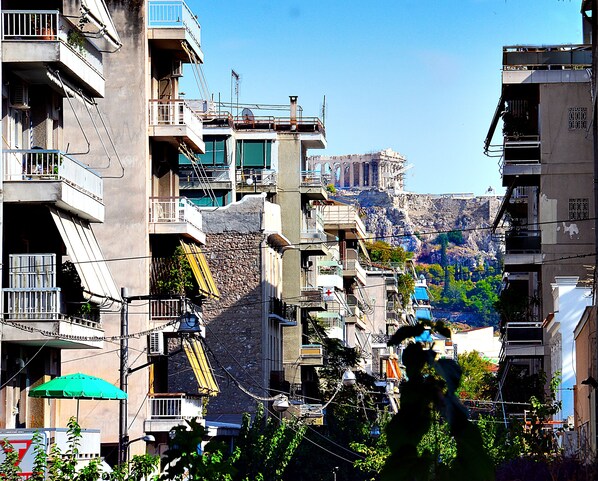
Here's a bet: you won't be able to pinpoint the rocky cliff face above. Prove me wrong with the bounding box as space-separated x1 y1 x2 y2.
332 190 503 265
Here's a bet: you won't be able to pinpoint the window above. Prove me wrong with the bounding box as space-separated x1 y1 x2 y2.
568 107 587 130
198 137 226 165
569 198 589 220
236 140 272 168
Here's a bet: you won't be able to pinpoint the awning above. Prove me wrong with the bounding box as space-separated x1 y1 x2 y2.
413 286 429 302
179 239 220 299
183 337 219 396
80 0 122 48
484 94 505 154
415 308 432 321
386 357 402 380
492 183 516 232
49 208 121 305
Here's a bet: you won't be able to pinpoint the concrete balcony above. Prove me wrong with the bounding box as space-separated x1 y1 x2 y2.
502 136 541 187
346 295 367 330
314 311 344 341
236 169 277 194
322 205 367 239
300 287 326 311
3 149 104 222
504 229 541 271
316 261 343 290
180 166 233 190
503 321 545 357
269 297 297 326
144 393 203 433
149 196 205 244
342 249 367 285
148 100 205 153
300 209 328 255
2 288 103 349
299 344 324 366
147 0 203 62
2 10 105 97
299 170 329 200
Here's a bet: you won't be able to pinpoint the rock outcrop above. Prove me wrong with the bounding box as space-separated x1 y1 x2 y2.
332 190 503 265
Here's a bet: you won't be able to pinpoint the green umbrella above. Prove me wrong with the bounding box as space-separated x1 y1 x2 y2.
29 372 127 421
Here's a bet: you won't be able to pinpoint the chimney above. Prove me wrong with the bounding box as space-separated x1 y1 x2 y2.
290 95 298 130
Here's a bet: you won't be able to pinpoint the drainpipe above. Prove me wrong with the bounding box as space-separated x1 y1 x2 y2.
290 96 298 131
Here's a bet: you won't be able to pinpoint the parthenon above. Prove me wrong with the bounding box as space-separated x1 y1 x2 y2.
307 148 408 192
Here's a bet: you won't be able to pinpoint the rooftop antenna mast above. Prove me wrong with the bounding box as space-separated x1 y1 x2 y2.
231 69 240 119
321 94 326 126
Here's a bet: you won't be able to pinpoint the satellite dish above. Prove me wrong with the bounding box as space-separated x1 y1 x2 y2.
242 108 255 122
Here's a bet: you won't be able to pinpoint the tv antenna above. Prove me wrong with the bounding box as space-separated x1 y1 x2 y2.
231 69 240 118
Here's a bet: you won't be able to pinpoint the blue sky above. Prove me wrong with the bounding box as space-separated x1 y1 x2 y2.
183 0 585 195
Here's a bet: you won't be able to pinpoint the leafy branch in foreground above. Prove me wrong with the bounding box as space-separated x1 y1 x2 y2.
382 321 494 481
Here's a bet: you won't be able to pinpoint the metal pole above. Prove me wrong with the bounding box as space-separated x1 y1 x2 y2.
118 287 129 464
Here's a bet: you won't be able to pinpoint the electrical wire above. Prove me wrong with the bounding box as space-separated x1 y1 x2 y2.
0 341 50 389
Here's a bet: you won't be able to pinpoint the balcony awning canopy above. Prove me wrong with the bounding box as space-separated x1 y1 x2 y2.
179 239 220 299
413 286 429 302
81 0 122 48
415 307 432 321
386 356 402 380
183 337 219 396
49 208 121 306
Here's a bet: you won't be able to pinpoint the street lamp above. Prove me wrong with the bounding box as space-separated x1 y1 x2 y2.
342 369 356 387
272 394 290 413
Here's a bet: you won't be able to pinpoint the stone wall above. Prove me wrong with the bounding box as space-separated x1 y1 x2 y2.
201 231 265 418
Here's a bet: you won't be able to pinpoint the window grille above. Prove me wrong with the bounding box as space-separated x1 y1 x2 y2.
568 107 587 130
569 198 589 220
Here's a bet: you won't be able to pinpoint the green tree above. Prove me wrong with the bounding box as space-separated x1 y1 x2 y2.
457 351 495 400
234 403 305 481
367 241 409 266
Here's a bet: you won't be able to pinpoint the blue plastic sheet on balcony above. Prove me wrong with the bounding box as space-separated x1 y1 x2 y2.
415 307 432 321
413 286 429 301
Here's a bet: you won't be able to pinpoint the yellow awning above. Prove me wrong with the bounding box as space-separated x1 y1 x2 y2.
183 337 219 396
179 239 220 299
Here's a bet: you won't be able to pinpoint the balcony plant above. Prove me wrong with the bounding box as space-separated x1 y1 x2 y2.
153 246 194 296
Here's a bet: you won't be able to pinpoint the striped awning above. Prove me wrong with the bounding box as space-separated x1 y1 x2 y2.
386 357 402 380
49 208 120 305
179 239 220 299
183 337 219 396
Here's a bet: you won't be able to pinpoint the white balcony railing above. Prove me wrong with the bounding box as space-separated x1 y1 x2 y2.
147 0 201 53
2 10 103 73
3 149 103 201
148 393 203 419
149 196 203 232
5 287 61 320
149 99 203 134
343 258 366 281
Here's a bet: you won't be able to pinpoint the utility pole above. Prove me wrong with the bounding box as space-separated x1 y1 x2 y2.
118 287 129 465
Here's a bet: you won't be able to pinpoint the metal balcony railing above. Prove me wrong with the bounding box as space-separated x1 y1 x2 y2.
149 196 203 232
505 229 541 253
148 393 203 419
504 322 543 344
148 99 203 135
147 0 201 53
503 45 591 70
5 287 61 320
269 297 297 324
300 170 329 188
2 10 103 73
236 169 277 187
3 149 103 201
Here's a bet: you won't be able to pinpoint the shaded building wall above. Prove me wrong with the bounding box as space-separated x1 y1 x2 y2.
60 0 150 444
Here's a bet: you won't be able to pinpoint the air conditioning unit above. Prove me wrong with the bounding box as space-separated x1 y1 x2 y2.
148 332 165 356
10 82 29 110
171 60 183 78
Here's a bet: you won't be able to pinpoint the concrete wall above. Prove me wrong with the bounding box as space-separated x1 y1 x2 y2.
60 0 150 446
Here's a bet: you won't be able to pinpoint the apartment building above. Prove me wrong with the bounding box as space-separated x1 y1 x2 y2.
485 43 594 408
47 0 221 461
0 0 122 432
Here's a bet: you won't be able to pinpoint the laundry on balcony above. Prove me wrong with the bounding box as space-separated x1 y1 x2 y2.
179 238 220 299
182 337 219 396
49 207 120 306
